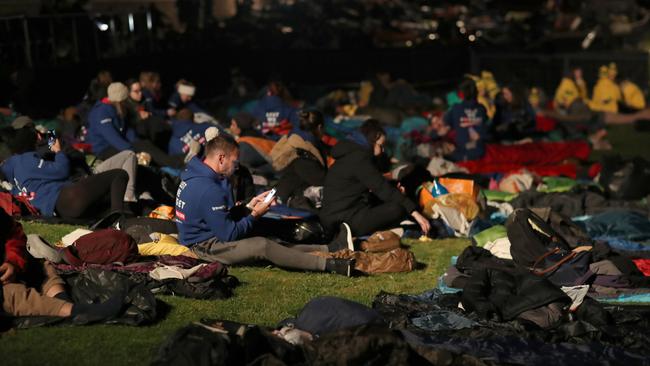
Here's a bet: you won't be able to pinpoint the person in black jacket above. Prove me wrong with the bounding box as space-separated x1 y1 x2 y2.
320 120 430 237
275 110 329 211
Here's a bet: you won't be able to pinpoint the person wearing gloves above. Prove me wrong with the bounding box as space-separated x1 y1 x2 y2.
174 135 355 276
320 119 431 237
87 82 184 169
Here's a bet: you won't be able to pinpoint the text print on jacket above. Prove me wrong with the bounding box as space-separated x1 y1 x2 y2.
175 157 254 245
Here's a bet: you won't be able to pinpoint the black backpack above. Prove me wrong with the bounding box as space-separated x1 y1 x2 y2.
506 209 593 286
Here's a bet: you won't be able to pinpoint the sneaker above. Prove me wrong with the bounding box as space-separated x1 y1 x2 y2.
325 258 354 277
327 223 354 252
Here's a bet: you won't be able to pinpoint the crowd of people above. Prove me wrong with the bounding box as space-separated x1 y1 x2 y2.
1 64 649 322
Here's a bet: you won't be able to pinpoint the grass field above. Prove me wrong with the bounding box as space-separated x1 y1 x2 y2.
1 124 648 365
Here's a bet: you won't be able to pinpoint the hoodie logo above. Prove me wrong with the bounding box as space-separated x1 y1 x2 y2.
211 205 227 212
459 109 482 128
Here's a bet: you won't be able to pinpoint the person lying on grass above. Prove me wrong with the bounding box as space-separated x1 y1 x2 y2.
0 209 121 321
174 135 355 276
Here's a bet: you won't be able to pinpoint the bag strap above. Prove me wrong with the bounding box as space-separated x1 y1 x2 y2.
531 247 577 276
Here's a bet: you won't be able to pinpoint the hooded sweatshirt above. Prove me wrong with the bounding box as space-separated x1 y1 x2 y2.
168 92 206 114
175 156 254 245
320 132 416 224
86 100 137 156
1 151 70 216
252 95 298 137
443 99 488 161
168 118 210 155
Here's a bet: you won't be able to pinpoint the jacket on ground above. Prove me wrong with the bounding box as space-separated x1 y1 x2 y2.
86 100 136 156
320 132 416 225
175 157 254 245
1 151 70 216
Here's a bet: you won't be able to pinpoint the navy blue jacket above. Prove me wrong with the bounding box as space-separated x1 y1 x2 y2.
1 152 70 216
168 92 206 114
251 95 298 136
175 157 254 245
168 119 211 155
87 101 136 156
443 100 488 161
142 89 168 117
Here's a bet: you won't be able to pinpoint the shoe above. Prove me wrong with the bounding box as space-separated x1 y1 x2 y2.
327 223 354 252
325 258 354 277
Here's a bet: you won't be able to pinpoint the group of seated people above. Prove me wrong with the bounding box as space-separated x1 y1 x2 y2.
1 66 649 321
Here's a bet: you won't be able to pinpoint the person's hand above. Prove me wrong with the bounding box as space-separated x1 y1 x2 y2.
397 182 406 194
248 190 273 208
0 262 17 284
411 211 431 235
137 152 152 166
442 142 455 155
167 108 177 117
51 138 62 153
250 198 273 218
138 110 151 120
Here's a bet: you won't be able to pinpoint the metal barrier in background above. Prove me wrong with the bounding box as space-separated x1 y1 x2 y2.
0 11 156 68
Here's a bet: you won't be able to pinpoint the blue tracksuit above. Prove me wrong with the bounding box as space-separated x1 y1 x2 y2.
251 95 299 136
168 92 206 114
175 157 254 245
86 101 137 156
443 100 488 161
168 119 211 155
1 152 70 216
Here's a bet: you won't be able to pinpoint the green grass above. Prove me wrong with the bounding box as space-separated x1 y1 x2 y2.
2 124 648 365
0 222 469 366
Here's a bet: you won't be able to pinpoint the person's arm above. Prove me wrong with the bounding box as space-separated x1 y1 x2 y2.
98 117 133 151
29 152 70 180
353 154 416 214
201 191 255 242
126 128 137 143
3 219 27 273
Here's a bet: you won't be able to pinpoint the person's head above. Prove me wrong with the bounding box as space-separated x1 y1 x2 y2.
176 80 195 103
298 109 324 138
608 62 618 80
125 79 143 102
96 70 113 86
459 77 478 101
428 111 444 130
8 117 38 154
204 135 239 177
176 108 194 121
230 112 257 136
360 119 386 156
107 82 128 115
139 71 161 92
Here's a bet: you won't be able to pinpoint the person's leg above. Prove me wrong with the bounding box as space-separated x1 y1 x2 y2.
2 283 69 317
55 169 128 219
191 236 328 271
132 139 184 169
93 150 138 202
346 202 407 237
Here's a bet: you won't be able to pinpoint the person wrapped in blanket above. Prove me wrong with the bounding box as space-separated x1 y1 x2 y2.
0 209 121 321
174 135 356 276
319 119 431 237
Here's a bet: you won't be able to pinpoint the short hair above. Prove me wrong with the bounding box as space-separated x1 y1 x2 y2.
460 77 478 101
124 78 139 91
176 108 194 121
360 119 385 145
205 134 239 157
298 109 324 133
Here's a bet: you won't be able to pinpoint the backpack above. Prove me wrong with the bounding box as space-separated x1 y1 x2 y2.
0 192 40 217
598 155 650 200
507 208 593 286
62 229 139 266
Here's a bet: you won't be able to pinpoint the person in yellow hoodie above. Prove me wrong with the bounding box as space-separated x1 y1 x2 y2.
466 73 496 119
554 68 588 110
619 78 646 111
590 64 622 113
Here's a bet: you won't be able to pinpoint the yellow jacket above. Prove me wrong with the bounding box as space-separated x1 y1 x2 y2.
554 77 580 109
620 80 646 110
590 77 621 113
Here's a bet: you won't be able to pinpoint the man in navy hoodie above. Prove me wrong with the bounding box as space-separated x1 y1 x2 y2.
175 135 354 276
252 81 299 139
443 78 489 161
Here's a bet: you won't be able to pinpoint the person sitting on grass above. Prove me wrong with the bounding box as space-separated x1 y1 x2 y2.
1 209 122 322
174 135 355 276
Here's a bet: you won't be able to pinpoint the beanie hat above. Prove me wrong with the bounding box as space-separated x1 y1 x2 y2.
178 84 196 96
205 126 220 142
11 116 34 130
107 82 128 102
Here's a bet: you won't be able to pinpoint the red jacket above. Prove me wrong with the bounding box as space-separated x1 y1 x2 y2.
1 210 27 272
